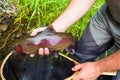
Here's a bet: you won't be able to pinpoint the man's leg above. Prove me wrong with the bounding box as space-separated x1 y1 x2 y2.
74 3 120 80
74 4 114 63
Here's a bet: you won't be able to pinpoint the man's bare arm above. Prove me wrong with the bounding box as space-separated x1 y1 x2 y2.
97 50 120 72
51 0 96 32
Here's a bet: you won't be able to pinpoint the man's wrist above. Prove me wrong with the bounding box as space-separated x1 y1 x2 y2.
48 24 55 31
49 23 68 32
95 61 106 73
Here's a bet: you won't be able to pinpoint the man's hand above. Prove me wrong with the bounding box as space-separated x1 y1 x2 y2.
72 62 102 80
30 27 50 57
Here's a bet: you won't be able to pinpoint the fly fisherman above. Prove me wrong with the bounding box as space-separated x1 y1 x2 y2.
31 0 120 80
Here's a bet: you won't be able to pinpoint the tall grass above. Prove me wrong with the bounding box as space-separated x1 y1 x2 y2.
16 0 106 58
14 0 105 37
14 0 69 29
0 0 105 50
1 0 105 36
0 0 106 59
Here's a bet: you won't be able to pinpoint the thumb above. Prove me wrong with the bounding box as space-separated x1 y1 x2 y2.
72 64 83 71
30 27 47 36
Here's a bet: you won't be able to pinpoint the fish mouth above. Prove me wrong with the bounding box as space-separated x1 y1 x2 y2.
11 48 17 54
11 45 24 54
12 48 26 55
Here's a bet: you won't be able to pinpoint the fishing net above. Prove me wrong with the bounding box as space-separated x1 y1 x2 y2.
1 53 74 80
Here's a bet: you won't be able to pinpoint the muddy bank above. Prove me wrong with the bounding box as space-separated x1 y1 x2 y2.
0 0 31 64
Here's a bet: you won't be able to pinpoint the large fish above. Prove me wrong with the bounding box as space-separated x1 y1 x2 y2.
13 28 76 55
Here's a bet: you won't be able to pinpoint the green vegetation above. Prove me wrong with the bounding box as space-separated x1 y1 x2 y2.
0 0 105 36
0 0 105 49
14 0 105 37
0 0 105 37
14 0 69 29
0 0 105 60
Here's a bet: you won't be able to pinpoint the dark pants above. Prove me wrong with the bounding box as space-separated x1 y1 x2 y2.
74 3 120 80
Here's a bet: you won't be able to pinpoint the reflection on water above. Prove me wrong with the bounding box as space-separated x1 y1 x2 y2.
3 53 74 80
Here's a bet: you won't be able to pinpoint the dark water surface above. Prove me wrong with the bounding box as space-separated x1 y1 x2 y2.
3 53 74 80
2 52 116 80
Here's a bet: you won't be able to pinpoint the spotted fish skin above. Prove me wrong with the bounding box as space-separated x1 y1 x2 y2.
14 28 76 54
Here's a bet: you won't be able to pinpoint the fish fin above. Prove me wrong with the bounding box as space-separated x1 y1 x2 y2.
66 46 75 55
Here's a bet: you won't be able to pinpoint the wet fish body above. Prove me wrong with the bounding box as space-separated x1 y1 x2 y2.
14 28 76 54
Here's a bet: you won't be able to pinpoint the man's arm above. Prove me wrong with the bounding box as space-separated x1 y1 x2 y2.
51 0 96 32
30 0 96 56
97 50 120 72
72 50 120 80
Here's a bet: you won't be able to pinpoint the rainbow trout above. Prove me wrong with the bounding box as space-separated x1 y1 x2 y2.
13 28 76 55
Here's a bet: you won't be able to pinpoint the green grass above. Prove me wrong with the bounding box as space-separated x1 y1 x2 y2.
1 0 105 49
13 0 105 37
14 0 69 29
1 0 105 37
0 0 107 61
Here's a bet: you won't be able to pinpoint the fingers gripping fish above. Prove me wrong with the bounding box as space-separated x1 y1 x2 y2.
13 28 76 56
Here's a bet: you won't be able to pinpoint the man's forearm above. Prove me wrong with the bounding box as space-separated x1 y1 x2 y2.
97 50 120 73
51 0 96 32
